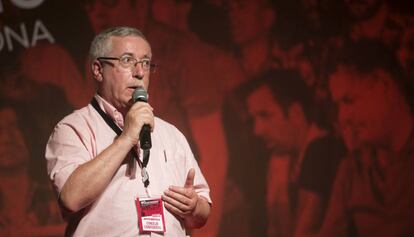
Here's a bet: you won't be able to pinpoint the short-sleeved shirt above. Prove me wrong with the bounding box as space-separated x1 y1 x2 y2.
45 95 211 237
319 130 414 237
298 135 346 214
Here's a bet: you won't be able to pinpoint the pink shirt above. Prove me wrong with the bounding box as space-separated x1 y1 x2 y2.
45 95 211 237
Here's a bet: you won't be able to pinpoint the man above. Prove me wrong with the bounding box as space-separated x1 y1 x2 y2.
87 2 243 236
0 104 65 237
0 52 73 184
225 0 276 77
219 1 276 236
45 26 211 236
320 40 414 236
245 69 327 237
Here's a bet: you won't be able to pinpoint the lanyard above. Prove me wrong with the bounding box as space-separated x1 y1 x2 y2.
91 97 150 187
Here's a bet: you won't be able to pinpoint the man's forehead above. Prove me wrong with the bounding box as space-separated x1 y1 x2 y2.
329 66 360 99
334 64 389 82
248 86 282 112
330 64 382 99
110 35 150 46
109 36 152 55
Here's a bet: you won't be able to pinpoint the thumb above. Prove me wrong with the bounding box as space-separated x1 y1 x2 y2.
184 168 195 188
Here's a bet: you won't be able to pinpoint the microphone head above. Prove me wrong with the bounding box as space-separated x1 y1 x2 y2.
133 88 148 103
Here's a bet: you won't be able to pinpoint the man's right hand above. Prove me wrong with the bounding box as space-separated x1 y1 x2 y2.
121 101 154 146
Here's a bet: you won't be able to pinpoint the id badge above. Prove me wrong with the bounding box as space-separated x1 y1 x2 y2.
136 197 166 233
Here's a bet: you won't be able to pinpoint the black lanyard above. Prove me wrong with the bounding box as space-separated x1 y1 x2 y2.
91 97 150 187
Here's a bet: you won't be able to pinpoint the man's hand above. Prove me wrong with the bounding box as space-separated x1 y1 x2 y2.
162 168 198 218
162 168 210 228
121 101 154 146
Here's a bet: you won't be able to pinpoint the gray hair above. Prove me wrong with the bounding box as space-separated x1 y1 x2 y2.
89 26 148 62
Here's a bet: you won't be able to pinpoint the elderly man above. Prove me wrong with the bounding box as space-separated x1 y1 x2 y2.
45 26 211 236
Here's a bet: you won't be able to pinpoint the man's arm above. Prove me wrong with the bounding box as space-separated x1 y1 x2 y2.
293 189 324 237
59 135 134 212
59 101 154 212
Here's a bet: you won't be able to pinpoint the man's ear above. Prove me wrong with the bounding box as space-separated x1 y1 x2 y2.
91 60 104 82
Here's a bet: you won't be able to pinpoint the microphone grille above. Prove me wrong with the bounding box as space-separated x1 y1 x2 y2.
132 88 148 103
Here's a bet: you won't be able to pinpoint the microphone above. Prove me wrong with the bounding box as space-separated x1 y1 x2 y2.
132 88 152 150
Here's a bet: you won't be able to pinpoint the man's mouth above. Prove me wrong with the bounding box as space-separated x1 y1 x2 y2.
127 85 142 91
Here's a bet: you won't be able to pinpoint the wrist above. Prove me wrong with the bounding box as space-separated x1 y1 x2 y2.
116 134 136 149
184 195 209 229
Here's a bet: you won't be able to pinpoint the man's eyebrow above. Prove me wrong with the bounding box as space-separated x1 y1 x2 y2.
121 53 151 59
120 52 134 57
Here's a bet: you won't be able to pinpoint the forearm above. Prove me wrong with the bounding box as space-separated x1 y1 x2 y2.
60 135 134 212
294 190 324 237
184 196 211 229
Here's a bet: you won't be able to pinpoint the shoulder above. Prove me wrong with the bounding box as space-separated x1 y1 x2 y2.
153 117 191 149
50 104 99 138
57 104 95 127
305 136 347 163
154 117 185 139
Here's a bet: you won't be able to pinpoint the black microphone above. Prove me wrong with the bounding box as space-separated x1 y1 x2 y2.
132 88 152 150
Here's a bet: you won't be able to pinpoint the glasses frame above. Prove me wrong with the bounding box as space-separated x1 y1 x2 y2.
97 56 157 73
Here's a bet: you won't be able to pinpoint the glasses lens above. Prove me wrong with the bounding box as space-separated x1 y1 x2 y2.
141 59 151 70
118 56 135 68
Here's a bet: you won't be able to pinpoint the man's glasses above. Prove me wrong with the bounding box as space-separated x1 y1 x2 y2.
98 55 157 73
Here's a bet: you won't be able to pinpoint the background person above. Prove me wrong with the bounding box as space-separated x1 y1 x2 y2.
319 39 414 237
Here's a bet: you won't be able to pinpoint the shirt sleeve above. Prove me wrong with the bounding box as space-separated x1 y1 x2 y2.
45 114 94 195
318 158 354 237
299 137 346 198
174 126 212 204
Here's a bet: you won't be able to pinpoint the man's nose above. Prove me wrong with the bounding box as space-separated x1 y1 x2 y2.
253 119 266 138
132 63 145 80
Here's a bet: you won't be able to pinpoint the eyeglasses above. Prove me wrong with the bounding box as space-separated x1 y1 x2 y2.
98 55 157 72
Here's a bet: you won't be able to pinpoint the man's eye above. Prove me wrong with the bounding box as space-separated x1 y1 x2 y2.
121 56 134 63
142 60 150 67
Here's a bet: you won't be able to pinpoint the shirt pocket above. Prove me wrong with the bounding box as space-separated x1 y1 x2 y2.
161 148 187 187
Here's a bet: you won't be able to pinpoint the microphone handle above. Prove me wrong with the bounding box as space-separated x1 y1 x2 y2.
140 124 152 149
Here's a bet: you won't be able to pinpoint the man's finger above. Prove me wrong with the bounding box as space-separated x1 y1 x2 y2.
184 168 195 188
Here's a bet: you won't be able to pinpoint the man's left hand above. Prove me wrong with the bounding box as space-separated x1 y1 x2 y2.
162 168 198 219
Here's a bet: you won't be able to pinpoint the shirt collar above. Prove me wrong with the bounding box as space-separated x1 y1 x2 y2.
94 94 125 129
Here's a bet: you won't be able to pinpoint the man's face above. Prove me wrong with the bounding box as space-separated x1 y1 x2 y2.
95 36 152 110
344 0 382 21
247 85 296 153
86 0 149 33
226 0 273 45
329 65 392 148
0 107 29 169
